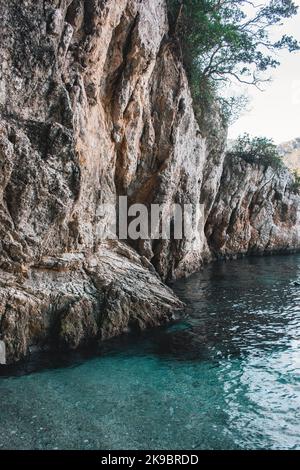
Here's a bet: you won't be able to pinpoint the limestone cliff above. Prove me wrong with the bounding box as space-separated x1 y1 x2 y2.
279 138 300 173
206 155 300 257
0 0 299 363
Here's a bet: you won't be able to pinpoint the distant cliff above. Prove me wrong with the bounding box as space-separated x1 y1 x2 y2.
0 0 299 363
279 138 300 173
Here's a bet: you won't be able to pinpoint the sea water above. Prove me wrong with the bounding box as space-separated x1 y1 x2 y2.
0 255 299 450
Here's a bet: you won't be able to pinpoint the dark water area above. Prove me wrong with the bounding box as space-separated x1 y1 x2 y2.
0 255 300 450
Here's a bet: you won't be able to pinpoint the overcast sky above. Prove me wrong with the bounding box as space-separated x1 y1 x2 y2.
228 0 300 144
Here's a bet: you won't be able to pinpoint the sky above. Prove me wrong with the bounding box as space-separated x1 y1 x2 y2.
228 0 300 144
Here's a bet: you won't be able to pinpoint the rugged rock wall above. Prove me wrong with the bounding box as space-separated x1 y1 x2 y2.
206 155 300 257
0 0 299 363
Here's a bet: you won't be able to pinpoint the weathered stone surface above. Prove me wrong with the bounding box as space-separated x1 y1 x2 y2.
0 0 299 363
0 242 182 363
206 155 300 257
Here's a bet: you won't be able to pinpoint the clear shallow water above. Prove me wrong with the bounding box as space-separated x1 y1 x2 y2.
0 255 300 450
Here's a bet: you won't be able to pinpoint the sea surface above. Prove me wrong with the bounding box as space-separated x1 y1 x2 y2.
0 255 300 450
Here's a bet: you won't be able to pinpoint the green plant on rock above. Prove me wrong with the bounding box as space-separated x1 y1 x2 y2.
228 133 284 169
167 0 300 124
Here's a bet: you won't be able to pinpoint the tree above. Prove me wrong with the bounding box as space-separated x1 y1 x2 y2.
167 0 300 121
228 133 284 168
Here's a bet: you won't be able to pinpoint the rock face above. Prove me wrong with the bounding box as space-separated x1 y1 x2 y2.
0 0 299 363
278 138 300 173
206 155 300 257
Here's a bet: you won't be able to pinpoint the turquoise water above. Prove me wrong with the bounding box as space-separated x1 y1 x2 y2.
0 255 300 450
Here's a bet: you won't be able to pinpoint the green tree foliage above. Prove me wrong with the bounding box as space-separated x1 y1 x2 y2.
228 133 284 168
167 0 300 122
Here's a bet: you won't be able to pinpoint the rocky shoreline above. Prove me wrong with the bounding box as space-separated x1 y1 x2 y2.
0 0 299 364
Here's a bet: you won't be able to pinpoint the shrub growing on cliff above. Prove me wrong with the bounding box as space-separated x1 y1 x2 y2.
167 0 300 123
292 170 300 192
228 133 283 169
